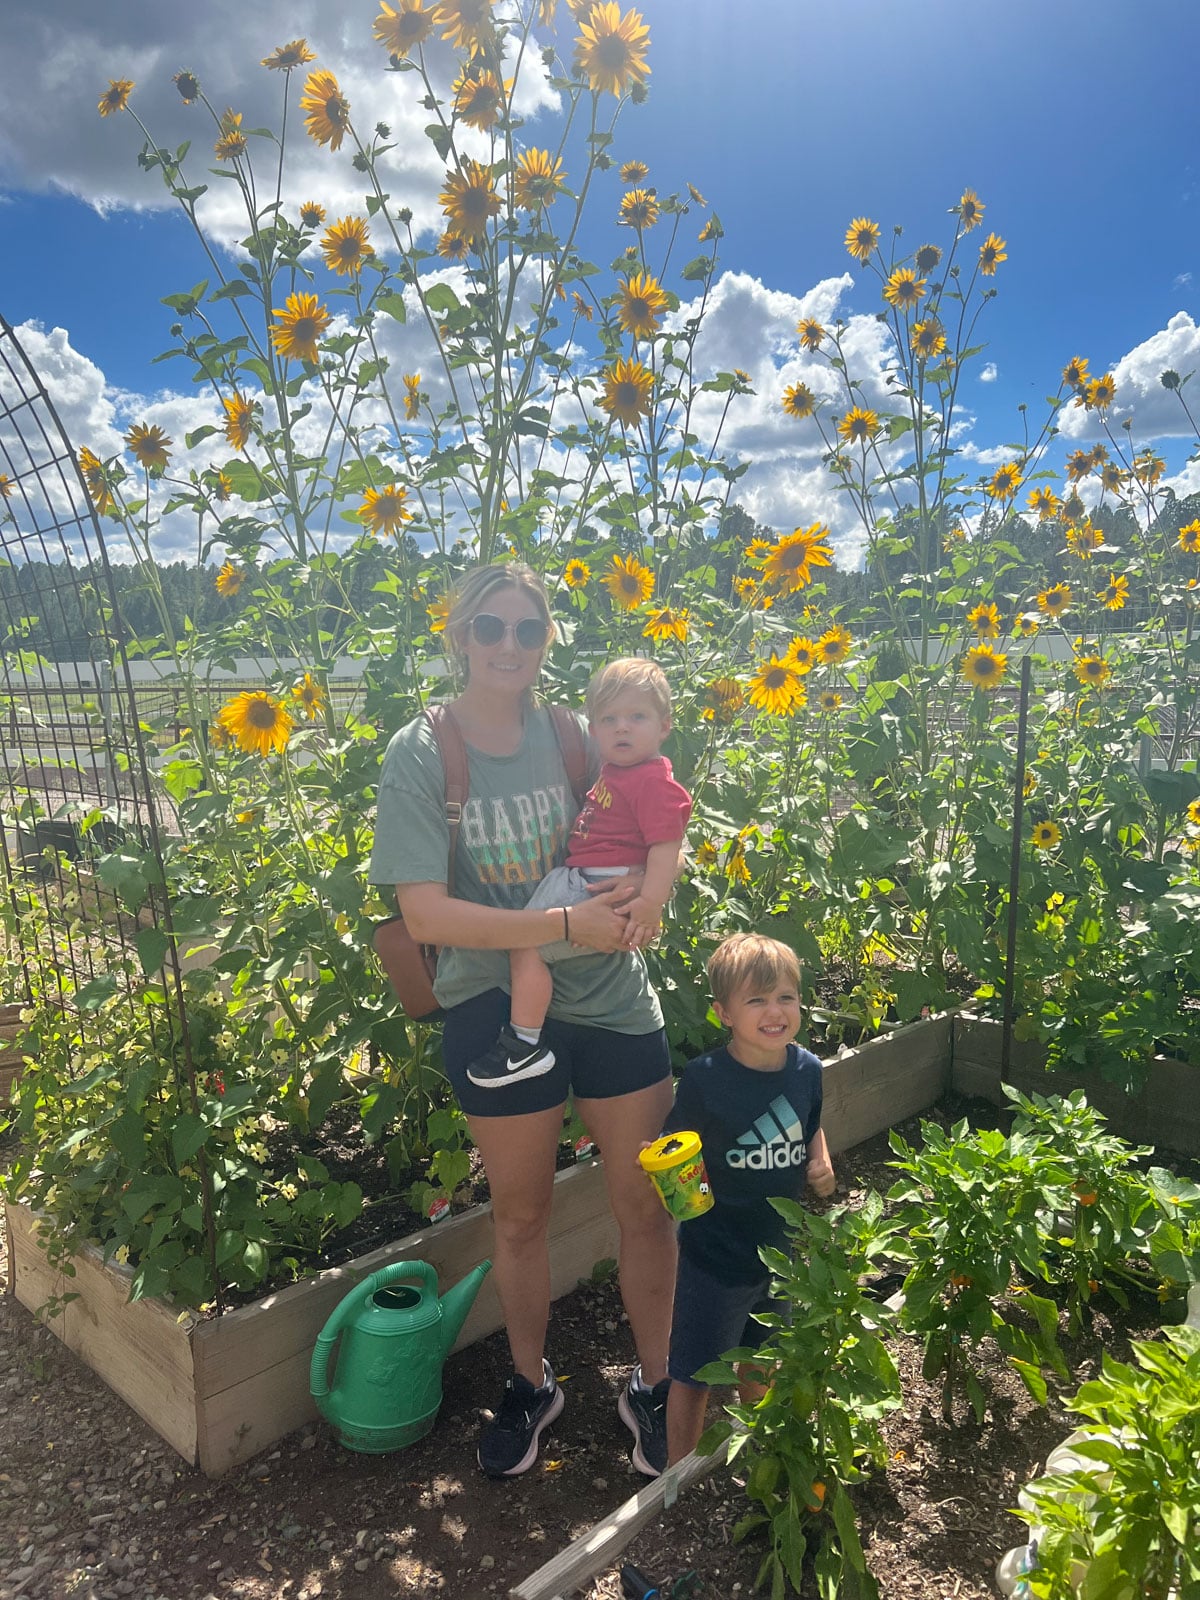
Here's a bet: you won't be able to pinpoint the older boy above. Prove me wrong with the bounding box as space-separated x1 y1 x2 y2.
467 658 691 1089
653 932 835 1470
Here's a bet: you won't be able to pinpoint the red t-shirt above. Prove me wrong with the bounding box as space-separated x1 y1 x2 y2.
566 757 692 869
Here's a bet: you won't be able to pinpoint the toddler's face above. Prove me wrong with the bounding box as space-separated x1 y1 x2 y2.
715 979 801 1066
590 689 670 767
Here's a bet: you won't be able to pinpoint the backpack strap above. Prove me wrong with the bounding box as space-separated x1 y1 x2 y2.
547 704 590 808
423 704 469 893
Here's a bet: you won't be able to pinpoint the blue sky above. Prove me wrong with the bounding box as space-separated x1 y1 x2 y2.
1 0 1198 559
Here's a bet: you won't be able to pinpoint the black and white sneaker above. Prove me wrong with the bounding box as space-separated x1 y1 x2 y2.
466 1026 556 1089
618 1365 670 1477
477 1360 565 1477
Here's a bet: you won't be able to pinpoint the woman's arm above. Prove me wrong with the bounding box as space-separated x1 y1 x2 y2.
396 879 632 953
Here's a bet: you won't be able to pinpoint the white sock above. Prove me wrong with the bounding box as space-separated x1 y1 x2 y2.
511 1024 540 1045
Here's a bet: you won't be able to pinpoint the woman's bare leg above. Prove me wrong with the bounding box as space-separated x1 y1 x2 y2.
466 1103 565 1384
576 1076 677 1384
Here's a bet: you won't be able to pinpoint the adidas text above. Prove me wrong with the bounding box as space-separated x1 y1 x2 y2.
726 1141 808 1171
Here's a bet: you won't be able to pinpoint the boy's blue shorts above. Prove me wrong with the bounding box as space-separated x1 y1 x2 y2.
668 1251 787 1388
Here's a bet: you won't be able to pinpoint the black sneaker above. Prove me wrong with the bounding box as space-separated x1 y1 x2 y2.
618 1365 669 1477
466 1026 556 1089
477 1360 565 1477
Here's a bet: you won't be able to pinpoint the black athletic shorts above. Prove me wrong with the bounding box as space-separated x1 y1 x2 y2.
442 987 671 1117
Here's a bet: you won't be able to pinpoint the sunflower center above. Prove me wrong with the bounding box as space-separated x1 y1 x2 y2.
619 574 639 595
294 317 317 343
327 95 349 126
595 37 630 68
615 382 638 407
764 669 787 688
247 701 280 729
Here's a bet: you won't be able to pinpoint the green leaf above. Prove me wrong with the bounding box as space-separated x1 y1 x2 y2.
375 292 408 324
75 973 118 1011
425 122 452 162
680 255 711 282
135 927 170 976
424 283 461 316
171 1113 210 1166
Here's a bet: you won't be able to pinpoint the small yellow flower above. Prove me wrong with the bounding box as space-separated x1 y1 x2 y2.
732 576 773 610
427 596 451 634
796 318 825 352
1072 654 1111 689
1066 521 1104 560
764 525 834 594
619 187 659 230
262 39 316 71
320 216 371 277
125 423 172 472
817 690 842 714
978 233 1006 275
957 189 984 230
838 407 878 445
300 69 351 151
563 558 590 589
1187 799 1200 827
1062 355 1090 392
1098 573 1129 611
603 553 654 610
967 601 1002 640
574 2 652 98
299 201 326 229
698 216 723 242
785 637 818 674
1027 487 1060 521
883 268 926 311
373 0 435 57
1032 820 1061 851
1177 519 1200 554
214 109 247 162
816 625 852 665
782 383 816 420
360 484 412 537
403 372 421 420
98 80 134 117
642 606 689 643
1012 612 1039 639
620 159 649 183
1085 373 1116 410
987 462 1023 501
844 216 880 262
224 393 257 451
694 840 719 867
1037 583 1072 619
215 562 244 597
293 672 326 720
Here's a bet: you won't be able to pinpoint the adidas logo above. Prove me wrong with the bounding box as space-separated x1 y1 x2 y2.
725 1095 808 1170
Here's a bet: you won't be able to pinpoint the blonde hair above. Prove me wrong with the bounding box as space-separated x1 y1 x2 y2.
707 932 801 1009
586 657 672 721
444 562 554 673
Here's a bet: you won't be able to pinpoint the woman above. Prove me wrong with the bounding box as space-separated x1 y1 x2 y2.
369 562 677 1479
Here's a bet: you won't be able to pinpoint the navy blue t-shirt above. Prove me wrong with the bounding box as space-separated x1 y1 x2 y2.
662 1043 823 1285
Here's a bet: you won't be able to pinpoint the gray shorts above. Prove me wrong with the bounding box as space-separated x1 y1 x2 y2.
526 865 630 964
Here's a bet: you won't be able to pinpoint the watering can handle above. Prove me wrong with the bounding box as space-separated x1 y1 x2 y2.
309 1260 439 1401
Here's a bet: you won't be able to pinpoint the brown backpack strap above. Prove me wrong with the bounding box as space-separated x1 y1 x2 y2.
547 704 590 808
423 705 469 892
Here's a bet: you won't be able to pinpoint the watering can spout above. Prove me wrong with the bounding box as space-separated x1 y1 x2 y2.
439 1259 492 1356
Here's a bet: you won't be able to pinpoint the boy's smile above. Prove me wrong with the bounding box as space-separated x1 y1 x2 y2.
715 982 802 1071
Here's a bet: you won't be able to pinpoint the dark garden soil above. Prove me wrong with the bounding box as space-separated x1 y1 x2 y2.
0 1096 1188 1600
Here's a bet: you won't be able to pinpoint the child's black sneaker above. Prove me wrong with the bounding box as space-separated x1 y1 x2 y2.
466 1027 556 1088
618 1364 670 1477
477 1360 564 1477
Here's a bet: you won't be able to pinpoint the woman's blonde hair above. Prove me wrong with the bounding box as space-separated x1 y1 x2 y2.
444 562 554 674
586 657 672 720
707 932 802 1009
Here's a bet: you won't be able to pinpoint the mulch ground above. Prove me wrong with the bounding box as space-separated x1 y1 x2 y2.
0 1098 1180 1600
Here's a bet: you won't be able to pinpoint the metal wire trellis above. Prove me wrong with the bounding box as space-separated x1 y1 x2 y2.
0 312 221 1303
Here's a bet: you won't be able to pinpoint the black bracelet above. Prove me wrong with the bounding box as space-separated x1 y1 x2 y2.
562 905 570 941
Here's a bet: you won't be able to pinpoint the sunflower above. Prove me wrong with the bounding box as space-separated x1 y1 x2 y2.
1073 654 1111 689
619 187 659 230
1065 449 1094 484
838 407 879 445
978 233 1006 275
617 271 668 339
513 147 564 210
269 293 331 365
698 216 723 242
78 448 113 515
764 525 834 594
957 189 984 230
262 39 316 70
214 110 247 161
1099 573 1129 611
321 216 371 276
987 462 1023 500
748 656 805 717
360 484 412 536
1189 799 1200 827
216 691 293 756
745 537 773 564
817 690 842 714
603 553 654 609
797 318 825 352
1023 770 1038 797
844 217 880 262
915 242 942 273
1037 583 1072 618
620 159 649 182
373 0 435 57
1178 519 1200 554
1012 611 1039 638
0 474 11 499
453 65 506 130
782 383 816 420
439 159 501 240
1026 487 1060 520
643 606 688 643
173 70 200 104
434 0 494 50
98 80 134 117
1066 521 1103 560
1100 462 1126 495
1062 492 1086 523
1032 821 1061 851
426 596 451 633
575 2 651 97
1062 356 1090 391
786 637 818 674
1134 450 1165 487
883 268 926 311
732 576 773 610
215 561 244 597
210 471 233 502
961 644 1007 691
438 230 470 261
300 69 351 151
700 678 744 722
571 292 593 321
563 558 591 589
817 624 853 665
694 839 719 867
292 672 326 719
1085 373 1116 410
403 372 421 420
223 393 257 450
910 319 947 360
966 601 1001 639
125 423 172 471
599 356 653 427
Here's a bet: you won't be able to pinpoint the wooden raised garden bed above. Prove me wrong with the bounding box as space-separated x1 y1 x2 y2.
4 1011 1194 1483
0 1001 24 1108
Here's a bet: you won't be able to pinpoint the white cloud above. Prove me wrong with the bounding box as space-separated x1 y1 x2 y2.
1056 311 1200 442
979 361 997 383
1173 271 1193 290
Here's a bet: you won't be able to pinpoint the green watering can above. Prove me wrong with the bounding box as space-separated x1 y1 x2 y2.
310 1257 491 1453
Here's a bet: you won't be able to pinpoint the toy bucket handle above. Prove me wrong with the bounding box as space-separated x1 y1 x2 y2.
309 1260 439 1403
